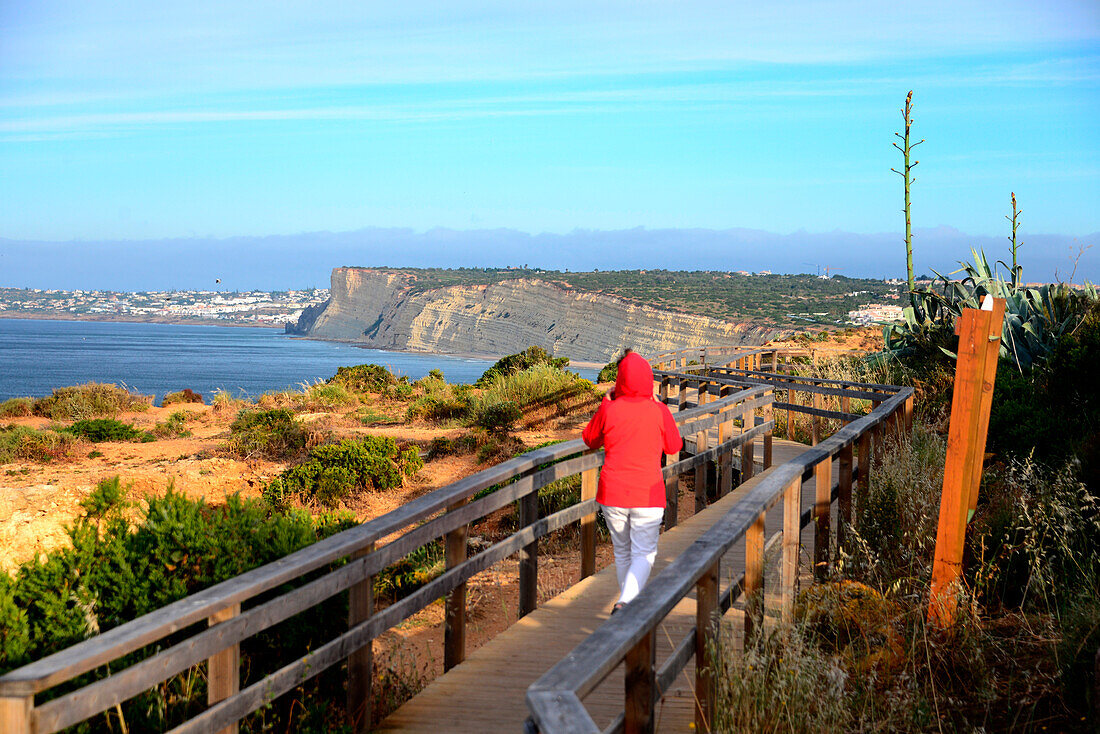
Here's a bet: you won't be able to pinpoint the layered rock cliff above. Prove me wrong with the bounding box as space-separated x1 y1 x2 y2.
289 268 790 362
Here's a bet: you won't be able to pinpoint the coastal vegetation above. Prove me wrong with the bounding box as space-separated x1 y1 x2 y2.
0 347 605 730
708 280 1099 731
30 382 152 421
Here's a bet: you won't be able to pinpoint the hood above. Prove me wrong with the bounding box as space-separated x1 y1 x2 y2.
615 352 654 398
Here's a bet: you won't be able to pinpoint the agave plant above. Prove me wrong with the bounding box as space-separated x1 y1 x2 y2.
884 248 1098 372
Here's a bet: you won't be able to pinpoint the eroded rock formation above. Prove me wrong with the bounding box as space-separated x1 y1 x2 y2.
288 268 789 362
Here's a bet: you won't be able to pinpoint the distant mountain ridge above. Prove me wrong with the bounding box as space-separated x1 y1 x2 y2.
2 225 1096 291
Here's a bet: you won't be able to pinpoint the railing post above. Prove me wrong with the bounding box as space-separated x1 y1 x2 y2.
744 511 765 644
445 499 469 670
695 561 720 734
519 490 539 618
718 386 733 496
664 466 679 530
814 455 831 580
837 443 854 556
208 603 240 734
782 477 801 623
811 390 822 445
763 392 774 469
625 628 657 734
581 468 598 579
904 394 914 435
348 542 376 733
695 386 709 512
741 401 755 483
858 432 871 496
0 696 33 734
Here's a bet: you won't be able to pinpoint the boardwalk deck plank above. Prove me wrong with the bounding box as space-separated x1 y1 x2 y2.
377 439 837 733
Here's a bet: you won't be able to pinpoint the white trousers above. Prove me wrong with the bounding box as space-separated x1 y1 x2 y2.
599 504 664 605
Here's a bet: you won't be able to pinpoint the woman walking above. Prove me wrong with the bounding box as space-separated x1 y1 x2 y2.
582 351 683 613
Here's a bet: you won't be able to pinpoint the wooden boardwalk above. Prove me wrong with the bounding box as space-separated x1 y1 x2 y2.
379 438 835 733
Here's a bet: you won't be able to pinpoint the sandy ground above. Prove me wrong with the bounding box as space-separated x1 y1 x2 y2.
0 398 594 572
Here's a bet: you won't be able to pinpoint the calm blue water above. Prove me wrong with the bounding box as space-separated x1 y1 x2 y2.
0 319 597 402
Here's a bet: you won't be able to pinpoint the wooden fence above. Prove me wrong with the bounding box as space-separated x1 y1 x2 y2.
525 349 913 734
0 357 779 734
0 347 910 734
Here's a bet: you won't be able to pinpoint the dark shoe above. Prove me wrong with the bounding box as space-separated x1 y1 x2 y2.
611 602 626 615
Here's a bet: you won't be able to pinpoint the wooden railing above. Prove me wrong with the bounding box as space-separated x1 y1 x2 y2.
0 366 775 734
525 349 914 734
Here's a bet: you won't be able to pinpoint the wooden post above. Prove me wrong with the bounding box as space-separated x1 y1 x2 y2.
347 542 376 733
625 628 657 734
857 432 871 496
580 468 598 579
813 457 831 580
695 389 710 512
519 491 539 618
903 394 914 435
695 562 720 733
870 400 882 460
966 299 1005 514
770 350 778 373
782 477 801 622
445 500 469 671
837 444 854 556
763 396 774 469
664 470 679 530
741 402 754 483
744 512 765 644
0 696 33 734
811 390 822 445
841 395 851 424
929 297 1004 627
208 603 241 734
718 387 733 496
659 376 670 405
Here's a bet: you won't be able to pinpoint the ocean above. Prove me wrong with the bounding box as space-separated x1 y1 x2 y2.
0 319 598 402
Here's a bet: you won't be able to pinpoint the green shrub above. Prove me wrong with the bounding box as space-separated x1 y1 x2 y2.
471 401 521 433
300 380 357 409
596 360 618 384
386 382 414 400
373 542 444 604
152 411 192 439
32 383 152 420
0 425 86 463
0 476 358 732
330 363 397 393
0 398 33 418
161 389 204 407
405 395 470 423
225 408 310 460
63 418 152 443
475 346 569 387
273 437 423 508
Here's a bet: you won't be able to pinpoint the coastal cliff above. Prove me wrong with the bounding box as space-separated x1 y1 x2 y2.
289 268 790 362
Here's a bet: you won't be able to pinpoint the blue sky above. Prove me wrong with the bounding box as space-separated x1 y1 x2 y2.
1 1 1098 246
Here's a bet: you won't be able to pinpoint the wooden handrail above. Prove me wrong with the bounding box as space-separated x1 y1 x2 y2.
525 362 913 734
0 365 774 734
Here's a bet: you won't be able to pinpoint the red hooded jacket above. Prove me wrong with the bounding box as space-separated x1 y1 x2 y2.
582 352 683 508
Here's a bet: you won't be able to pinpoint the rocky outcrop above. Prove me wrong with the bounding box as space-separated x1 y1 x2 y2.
289 268 790 362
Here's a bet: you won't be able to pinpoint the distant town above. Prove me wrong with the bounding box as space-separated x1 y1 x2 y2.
0 287 329 327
